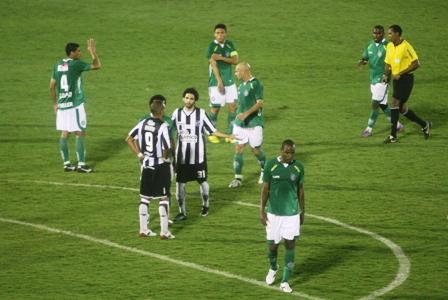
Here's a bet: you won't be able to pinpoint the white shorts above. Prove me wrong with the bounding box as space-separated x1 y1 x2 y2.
266 213 300 244
232 125 263 148
370 83 389 104
209 84 238 107
56 103 87 132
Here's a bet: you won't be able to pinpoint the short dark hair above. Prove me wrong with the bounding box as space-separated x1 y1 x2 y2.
182 87 199 101
214 23 227 31
389 25 402 36
149 94 167 107
373 25 384 32
65 42 80 56
281 139 295 150
150 100 164 116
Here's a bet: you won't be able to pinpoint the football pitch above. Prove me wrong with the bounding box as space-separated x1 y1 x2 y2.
1 0 447 299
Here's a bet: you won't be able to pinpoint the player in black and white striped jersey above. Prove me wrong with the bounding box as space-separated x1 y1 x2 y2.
126 99 175 240
171 87 237 220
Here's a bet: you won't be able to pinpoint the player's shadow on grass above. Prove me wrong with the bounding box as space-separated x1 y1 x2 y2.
88 137 127 167
292 244 360 284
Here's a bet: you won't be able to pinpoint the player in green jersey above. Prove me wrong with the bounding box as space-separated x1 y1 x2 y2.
50 39 101 172
206 23 239 144
228 62 266 188
358 25 403 137
260 139 305 293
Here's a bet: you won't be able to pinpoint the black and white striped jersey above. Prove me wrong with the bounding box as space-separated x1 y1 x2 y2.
128 117 171 167
171 107 216 165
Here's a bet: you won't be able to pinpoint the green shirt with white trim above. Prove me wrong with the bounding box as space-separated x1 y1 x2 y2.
206 40 238 87
234 77 264 128
263 157 304 216
362 39 388 84
51 58 91 110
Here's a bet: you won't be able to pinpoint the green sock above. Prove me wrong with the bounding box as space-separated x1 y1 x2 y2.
227 111 236 134
367 108 379 128
383 106 391 121
59 137 70 165
255 150 266 170
233 153 243 178
76 136 86 165
282 248 295 282
267 247 278 271
208 111 218 127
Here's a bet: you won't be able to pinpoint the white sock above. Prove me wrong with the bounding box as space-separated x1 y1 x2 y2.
176 182 187 215
159 199 169 234
200 181 210 208
139 199 150 233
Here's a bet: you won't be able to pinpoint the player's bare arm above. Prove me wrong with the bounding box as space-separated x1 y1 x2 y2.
87 38 101 70
393 59 420 80
298 183 305 225
125 136 144 161
211 53 239 65
49 78 57 113
237 99 263 121
382 63 392 82
260 182 269 225
357 58 368 68
211 130 239 140
209 58 225 94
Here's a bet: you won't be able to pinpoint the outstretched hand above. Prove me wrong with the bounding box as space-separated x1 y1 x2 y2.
87 38 96 54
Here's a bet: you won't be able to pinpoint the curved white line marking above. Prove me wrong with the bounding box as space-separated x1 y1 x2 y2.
2 179 410 299
0 217 322 300
235 201 410 300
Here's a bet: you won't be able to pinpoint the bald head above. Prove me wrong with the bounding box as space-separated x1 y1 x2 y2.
235 61 252 81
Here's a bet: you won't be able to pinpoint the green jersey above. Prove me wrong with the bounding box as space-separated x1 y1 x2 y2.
206 40 238 87
235 77 264 128
263 157 305 216
362 39 388 84
51 58 91 110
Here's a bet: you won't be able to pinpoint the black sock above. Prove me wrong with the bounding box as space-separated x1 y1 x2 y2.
403 109 426 128
391 108 399 138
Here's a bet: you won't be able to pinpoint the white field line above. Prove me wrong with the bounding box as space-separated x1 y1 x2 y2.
0 217 322 300
2 179 410 299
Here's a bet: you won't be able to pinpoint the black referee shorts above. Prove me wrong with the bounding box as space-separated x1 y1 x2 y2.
176 162 207 183
140 163 171 199
392 73 414 103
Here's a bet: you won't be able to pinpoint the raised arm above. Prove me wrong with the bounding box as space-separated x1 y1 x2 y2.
87 38 101 70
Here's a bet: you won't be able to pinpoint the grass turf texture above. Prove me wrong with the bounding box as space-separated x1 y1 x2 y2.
1 0 447 299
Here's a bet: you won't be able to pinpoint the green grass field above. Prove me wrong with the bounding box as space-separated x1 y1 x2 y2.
1 0 447 299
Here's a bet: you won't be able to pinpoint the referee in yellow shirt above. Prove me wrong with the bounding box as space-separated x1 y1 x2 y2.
383 25 431 143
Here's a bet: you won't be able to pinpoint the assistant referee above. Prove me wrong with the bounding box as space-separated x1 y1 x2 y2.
383 25 431 143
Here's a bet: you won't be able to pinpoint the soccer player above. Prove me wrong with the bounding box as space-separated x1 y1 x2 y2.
126 99 174 240
383 25 431 143
228 62 266 188
206 23 239 144
50 39 101 173
138 95 176 222
171 88 236 221
358 25 403 137
260 139 305 293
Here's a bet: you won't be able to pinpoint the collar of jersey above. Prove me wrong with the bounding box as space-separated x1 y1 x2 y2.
214 39 226 47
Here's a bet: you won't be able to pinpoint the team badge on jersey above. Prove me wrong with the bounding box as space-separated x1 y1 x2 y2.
377 51 383 58
290 173 297 182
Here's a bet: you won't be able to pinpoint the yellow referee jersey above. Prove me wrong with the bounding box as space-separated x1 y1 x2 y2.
384 40 419 75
